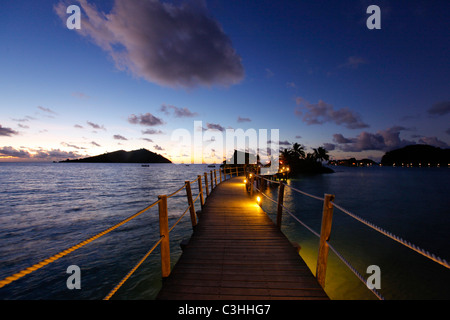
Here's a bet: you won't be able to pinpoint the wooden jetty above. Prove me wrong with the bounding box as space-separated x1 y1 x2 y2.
156 176 328 300
2 165 447 300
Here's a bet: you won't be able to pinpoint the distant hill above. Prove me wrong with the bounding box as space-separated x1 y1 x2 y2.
60 148 171 163
381 144 450 167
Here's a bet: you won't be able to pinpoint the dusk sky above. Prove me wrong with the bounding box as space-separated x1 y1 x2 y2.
1 0 449 163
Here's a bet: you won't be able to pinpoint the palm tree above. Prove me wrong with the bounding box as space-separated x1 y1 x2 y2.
291 143 306 159
280 148 292 165
312 147 329 163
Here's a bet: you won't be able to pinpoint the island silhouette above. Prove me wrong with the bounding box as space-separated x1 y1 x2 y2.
60 148 171 163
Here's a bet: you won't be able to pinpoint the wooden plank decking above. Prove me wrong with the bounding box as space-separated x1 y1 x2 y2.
156 176 328 300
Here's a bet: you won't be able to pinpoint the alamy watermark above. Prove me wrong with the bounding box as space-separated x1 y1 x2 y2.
66 265 81 290
66 5 81 30
64 4 381 31
366 265 381 290
170 121 280 174
367 5 381 29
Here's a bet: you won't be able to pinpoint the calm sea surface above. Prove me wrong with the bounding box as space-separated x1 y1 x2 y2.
0 163 448 300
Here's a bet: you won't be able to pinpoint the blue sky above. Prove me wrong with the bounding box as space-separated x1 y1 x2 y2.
1 0 449 163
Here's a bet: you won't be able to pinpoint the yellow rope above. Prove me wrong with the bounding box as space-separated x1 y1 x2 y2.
103 236 164 300
0 200 160 289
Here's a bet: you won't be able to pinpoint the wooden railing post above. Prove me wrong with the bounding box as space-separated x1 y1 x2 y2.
214 170 217 186
276 182 285 229
185 181 197 228
316 194 335 288
219 168 222 183
158 195 170 278
249 174 254 197
235 166 238 177
210 171 213 190
197 175 204 209
204 172 209 197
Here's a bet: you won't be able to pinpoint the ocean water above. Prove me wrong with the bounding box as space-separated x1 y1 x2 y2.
260 166 450 300
0 163 448 300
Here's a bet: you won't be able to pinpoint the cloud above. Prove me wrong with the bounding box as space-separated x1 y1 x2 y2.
333 133 352 144
0 146 30 158
237 116 251 123
61 142 86 149
74 124 83 129
339 56 368 69
141 138 153 142
332 127 415 152
417 136 449 148
128 113 164 126
37 106 57 115
55 0 244 88
160 104 198 117
446 128 450 135
87 121 106 130
206 123 225 131
142 129 164 135
0 125 19 136
72 92 90 99
154 144 164 151
0 146 82 160
295 98 369 129
322 143 336 151
91 141 101 147
428 101 450 116
113 134 128 140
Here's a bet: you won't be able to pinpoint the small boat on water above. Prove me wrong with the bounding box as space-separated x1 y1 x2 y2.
207 164 215 167
141 164 149 167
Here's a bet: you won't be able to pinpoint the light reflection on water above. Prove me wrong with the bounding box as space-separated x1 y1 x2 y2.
0 163 449 299
260 166 450 300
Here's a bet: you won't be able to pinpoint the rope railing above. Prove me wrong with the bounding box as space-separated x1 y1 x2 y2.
249 171 449 300
0 199 161 289
0 167 236 299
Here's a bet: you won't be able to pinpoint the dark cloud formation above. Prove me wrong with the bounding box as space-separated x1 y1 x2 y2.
0 146 82 160
322 143 336 151
91 141 101 147
87 121 106 130
428 101 450 116
142 129 164 135
154 144 164 151
237 116 251 123
128 113 164 126
295 98 369 129
113 134 128 140
55 0 244 88
417 136 449 149
331 126 449 152
160 104 198 117
37 106 57 115
206 123 225 131
0 125 19 136
61 142 86 149
332 127 415 152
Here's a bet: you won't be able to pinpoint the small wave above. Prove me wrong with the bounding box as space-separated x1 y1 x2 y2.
64 207 83 214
